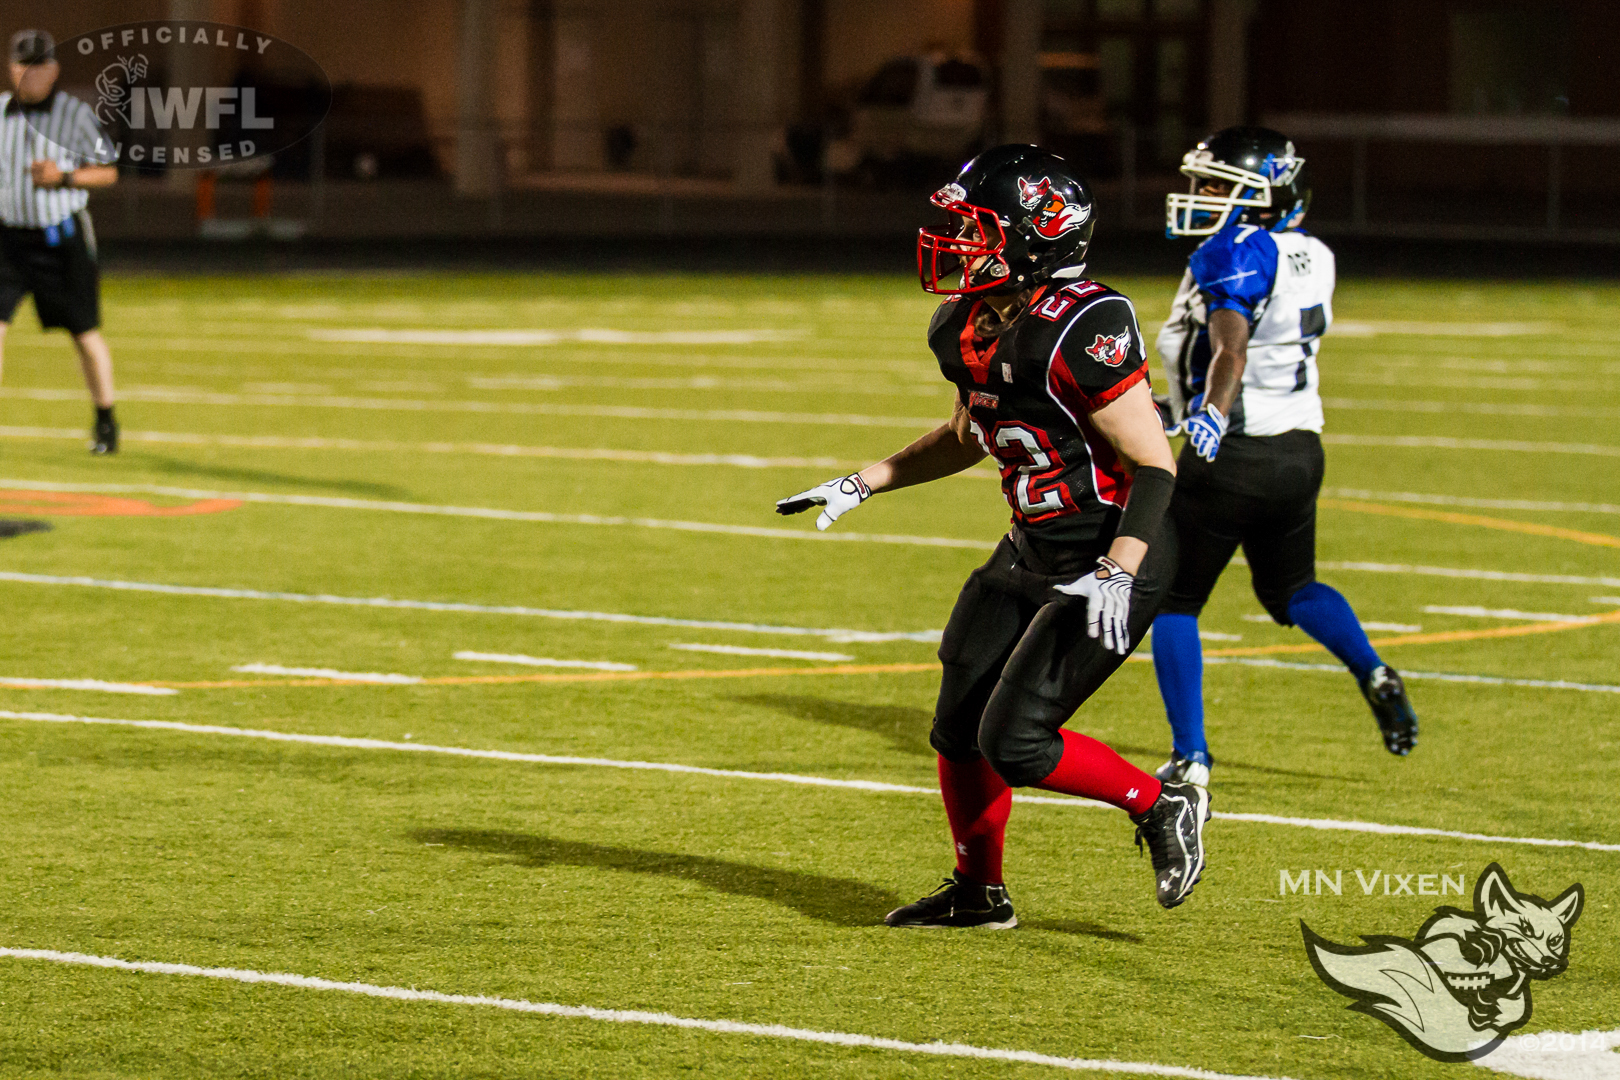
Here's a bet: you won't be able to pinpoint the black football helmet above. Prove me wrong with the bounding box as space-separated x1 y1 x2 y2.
1165 126 1310 237
918 144 1096 295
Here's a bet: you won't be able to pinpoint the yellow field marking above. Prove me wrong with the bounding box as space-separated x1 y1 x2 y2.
1321 498 1620 549
1201 609 1620 658
141 662 942 690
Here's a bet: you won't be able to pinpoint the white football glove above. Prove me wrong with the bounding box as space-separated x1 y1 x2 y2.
775 473 872 531
1053 556 1135 655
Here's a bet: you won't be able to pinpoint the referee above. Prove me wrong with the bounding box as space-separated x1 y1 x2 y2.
1 29 121 453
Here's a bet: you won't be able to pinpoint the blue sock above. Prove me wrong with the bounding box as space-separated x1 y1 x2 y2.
1151 614 1210 763
1286 582 1382 682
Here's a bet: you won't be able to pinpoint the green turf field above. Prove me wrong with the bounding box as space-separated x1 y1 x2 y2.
0 271 1615 1079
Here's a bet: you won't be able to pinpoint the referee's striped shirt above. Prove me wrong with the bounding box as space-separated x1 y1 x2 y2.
0 89 114 228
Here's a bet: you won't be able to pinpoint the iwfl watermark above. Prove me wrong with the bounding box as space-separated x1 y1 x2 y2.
25 21 330 171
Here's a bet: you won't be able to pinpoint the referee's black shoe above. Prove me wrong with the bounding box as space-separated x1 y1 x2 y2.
1360 664 1418 755
92 414 119 455
885 871 1017 929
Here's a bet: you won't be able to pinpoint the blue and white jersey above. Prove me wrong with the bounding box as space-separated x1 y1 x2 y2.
1155 223 1335 436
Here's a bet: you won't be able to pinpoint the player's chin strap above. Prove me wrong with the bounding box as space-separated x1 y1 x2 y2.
1049 263 1089 280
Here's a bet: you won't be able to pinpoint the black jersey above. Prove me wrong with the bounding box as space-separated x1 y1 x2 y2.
928 281 1150 545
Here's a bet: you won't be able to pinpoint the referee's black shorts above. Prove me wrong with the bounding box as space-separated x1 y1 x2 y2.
1159 429 1325 626
0 213 101 335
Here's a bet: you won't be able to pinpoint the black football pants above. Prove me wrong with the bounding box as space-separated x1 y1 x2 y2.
1159 430 1325 625
930 524 1175 787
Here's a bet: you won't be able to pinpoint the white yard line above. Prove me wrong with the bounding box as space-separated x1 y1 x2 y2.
3 709 1616 852
1360 622 1422 632
231 664 422 685
0 480 992 550
0 947 1292 1080
1324 398 1620 420
1307 560 1620 589
0 677 177 696
1200 658 1620 695
0 388 936 429
668 643 856 662
1320 433 1620 457
0 571 944 644
1471 1028 1620 1079
1325 488 1620 516
1331 320 1558 337
306 328 807 346
0 426 856 470
453 652 637 672
1422 606 1599 624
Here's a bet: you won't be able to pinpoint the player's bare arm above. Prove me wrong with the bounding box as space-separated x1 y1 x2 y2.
1085 379 1176 576
862 393 988 494
1201 308 1249 416
775 396 986 530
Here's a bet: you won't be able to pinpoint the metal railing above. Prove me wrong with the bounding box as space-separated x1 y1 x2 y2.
1264 113 1620 236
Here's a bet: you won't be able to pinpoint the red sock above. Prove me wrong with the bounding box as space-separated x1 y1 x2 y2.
937 755 1011 885
1035 729 1161 815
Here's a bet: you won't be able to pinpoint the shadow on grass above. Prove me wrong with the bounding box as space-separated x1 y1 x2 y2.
1020 918 1143 943
139 454 412 499
411 828 901 927
732 694 935 757
1111 743 1365 784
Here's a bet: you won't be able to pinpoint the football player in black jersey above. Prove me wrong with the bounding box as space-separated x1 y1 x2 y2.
776 145 1210 925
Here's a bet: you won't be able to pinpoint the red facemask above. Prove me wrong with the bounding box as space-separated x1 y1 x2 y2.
917 189 1010 295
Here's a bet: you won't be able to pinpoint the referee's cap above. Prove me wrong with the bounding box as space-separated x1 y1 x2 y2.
9 29 56 64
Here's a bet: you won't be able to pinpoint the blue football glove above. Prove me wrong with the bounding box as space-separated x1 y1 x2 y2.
1184 398 1227 462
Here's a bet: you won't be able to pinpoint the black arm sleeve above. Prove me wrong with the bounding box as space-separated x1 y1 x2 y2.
1116 465 1175 544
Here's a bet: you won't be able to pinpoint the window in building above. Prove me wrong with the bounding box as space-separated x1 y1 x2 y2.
1154 0 1200 20
1097 36 1135 108
1156 38 1188 164
1450 7 1571 115
1097 0 1145 21
859 59 920 108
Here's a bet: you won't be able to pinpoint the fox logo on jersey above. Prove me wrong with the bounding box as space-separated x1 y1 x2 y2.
1085 330 1132 367
1017 176 1091 239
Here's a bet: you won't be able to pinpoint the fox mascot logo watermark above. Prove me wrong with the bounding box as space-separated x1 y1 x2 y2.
1017 176 1089 239
1303 863 1583 1062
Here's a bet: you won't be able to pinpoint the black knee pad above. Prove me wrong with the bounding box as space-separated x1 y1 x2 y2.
928 717 982 763
1255 576 1314 627
975 686 1068 787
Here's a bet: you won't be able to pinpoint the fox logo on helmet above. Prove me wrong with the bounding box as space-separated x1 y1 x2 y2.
1017 176 1090 239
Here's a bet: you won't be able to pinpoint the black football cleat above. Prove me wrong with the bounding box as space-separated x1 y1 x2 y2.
1131 782 1211 910
885 871 1017 929
91 416 119 455
1360 664 1418 756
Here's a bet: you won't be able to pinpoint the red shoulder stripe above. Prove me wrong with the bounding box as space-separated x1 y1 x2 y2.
957 300 999 385
1048 349 1149 416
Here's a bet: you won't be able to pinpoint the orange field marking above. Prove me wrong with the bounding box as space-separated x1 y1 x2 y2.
1321 498 1620 549
1202 609 1620 658
132 610 1620 688
142 662 942 690
0 490 241 517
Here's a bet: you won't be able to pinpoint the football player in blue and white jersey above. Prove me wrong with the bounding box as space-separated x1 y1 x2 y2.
1149 127 1418 786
